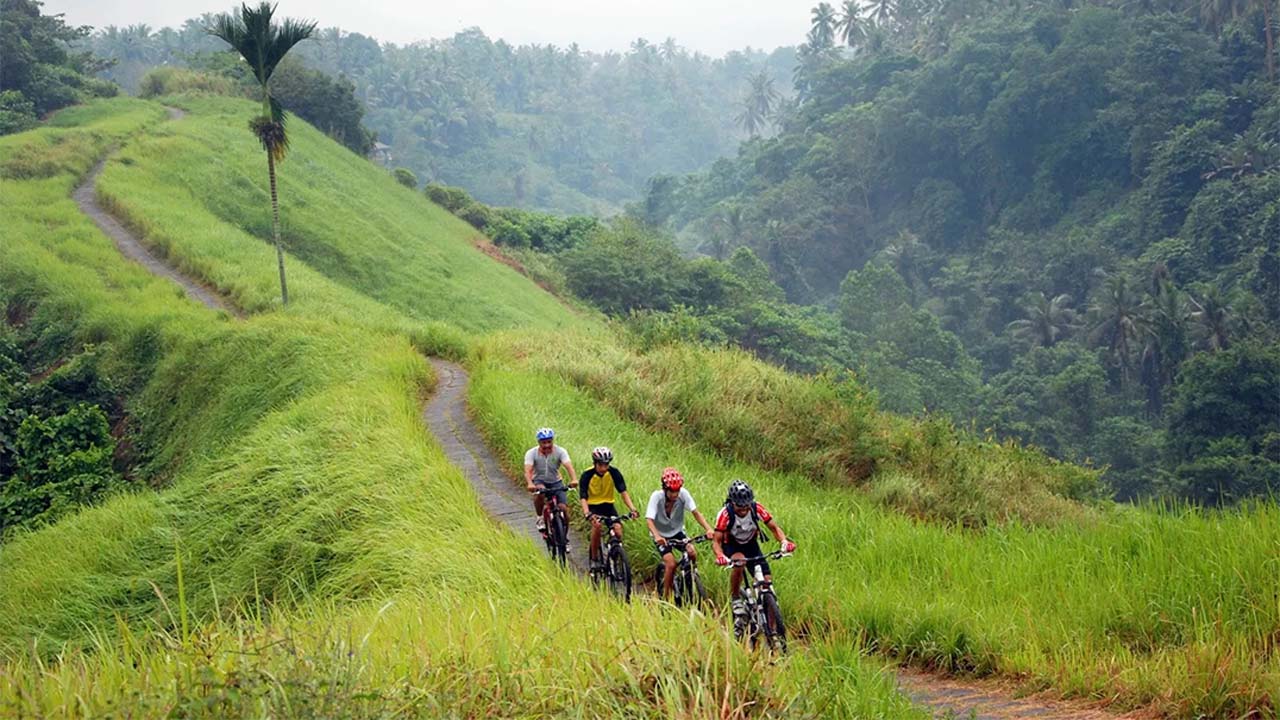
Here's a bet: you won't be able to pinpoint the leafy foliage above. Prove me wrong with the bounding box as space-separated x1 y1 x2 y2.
0 0 116 132
652 4 1280 503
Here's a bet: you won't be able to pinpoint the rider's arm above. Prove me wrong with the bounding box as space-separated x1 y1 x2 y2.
621 490 638 516
563 460 578 487
762 515 783 543
646 518 664 544
691 509 714 537
524 463 535 490
712 529 727 560
578 469 592 517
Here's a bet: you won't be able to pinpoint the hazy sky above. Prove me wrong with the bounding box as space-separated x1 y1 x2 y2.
43 0 813 56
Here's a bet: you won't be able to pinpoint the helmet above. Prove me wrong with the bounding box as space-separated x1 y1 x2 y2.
535 427 555 441
660 467 684 491
591 447 613 464
727 480 754 506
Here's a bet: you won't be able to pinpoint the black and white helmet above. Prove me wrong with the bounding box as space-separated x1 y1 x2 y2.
727 480 754 506
591 446 613 464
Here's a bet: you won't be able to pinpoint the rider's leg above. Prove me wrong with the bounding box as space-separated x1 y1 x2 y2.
534 493 545 516
686 544 698 563
729 552 746 598
661 552 677 597
589 519 603 563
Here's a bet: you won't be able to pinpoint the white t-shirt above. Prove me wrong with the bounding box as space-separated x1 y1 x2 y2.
524 445 571 485
645 488 697 538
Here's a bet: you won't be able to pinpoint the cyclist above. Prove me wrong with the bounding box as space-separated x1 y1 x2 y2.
578 446 639 571
646 467 715 599
712 480 796 629
524 428 577 536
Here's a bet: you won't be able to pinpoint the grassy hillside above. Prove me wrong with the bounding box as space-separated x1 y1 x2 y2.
97 95 587 333
470 336 1280 717
3 95 1278 717
0 97 916 717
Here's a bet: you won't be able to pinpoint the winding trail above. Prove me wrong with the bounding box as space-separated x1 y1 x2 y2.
72 108 242 318
69 112 1136 720
422 358 588 573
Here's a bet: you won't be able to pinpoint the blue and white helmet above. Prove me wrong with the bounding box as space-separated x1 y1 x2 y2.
535 427 555 441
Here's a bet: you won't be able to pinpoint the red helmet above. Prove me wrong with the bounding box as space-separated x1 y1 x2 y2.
660 467 684 491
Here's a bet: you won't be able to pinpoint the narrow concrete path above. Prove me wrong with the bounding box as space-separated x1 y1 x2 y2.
423 358 588 573
72 108 242 317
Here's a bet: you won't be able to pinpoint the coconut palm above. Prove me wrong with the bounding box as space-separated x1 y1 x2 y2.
735 71 779 137
868 0 899 26
1088 274 1142 383
1188 285 1232 351
837 0 871 46
209 2 316 306
1138 279 1191 413
810 3 839 48
1007 292 1079 347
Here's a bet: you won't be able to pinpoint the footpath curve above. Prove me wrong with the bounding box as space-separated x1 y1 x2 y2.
72 107 242 318
71 115 1133 720
423 358 589 574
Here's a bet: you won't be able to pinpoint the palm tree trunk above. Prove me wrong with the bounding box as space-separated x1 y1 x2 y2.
268 151 289 305
1264 0 1275 82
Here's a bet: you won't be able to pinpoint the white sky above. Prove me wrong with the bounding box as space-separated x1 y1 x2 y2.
42 0 812 56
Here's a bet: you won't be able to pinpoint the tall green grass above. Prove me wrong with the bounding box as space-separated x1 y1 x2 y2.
491 330 1101 527
0 100 921 718
97 94 590 335
469 337 1280 717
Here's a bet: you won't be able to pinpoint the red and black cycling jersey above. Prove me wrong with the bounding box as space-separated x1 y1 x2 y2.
714 503 773 545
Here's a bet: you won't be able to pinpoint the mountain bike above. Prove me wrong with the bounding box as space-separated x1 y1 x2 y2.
723 550 791 653
653 536 709 608
535 486 575 566
588 513 632 602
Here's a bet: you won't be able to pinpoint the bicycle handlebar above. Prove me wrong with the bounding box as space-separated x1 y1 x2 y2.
665 535 710 548
532 485 577 496
719 550 793 569
588 513 631 524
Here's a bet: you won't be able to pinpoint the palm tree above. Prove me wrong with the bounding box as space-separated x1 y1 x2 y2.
209 2 316 306
735 71 779 137
868 0 899 26
1188 285 1232 351
1138 279 1191 413
837 0 871 47
1088 274 1142 383
810 3 839 48
1007 292 1079 347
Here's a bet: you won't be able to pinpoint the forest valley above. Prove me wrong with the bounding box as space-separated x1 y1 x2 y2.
4 0 1278 506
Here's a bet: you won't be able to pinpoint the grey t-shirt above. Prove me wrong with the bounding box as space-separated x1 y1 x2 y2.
524 445 571 486
645 488 697 538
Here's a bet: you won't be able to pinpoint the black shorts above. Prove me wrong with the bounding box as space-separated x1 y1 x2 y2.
588 503 620 523
723 537 771 576
536 483 568 506
655 531 688 556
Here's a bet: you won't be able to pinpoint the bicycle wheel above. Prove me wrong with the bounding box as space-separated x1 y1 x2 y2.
683 565 708 608
550 512 568 566
761 592 787 653
608 544 632 602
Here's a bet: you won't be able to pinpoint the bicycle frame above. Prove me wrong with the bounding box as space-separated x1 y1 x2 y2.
535 486 575 564
662 535 709 606
589 514 632 601
723 550 791 651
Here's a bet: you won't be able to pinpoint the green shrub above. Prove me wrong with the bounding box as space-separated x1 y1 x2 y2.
0 91 37 136
138 67 237 99
1 403 118 533
391 167 417 189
